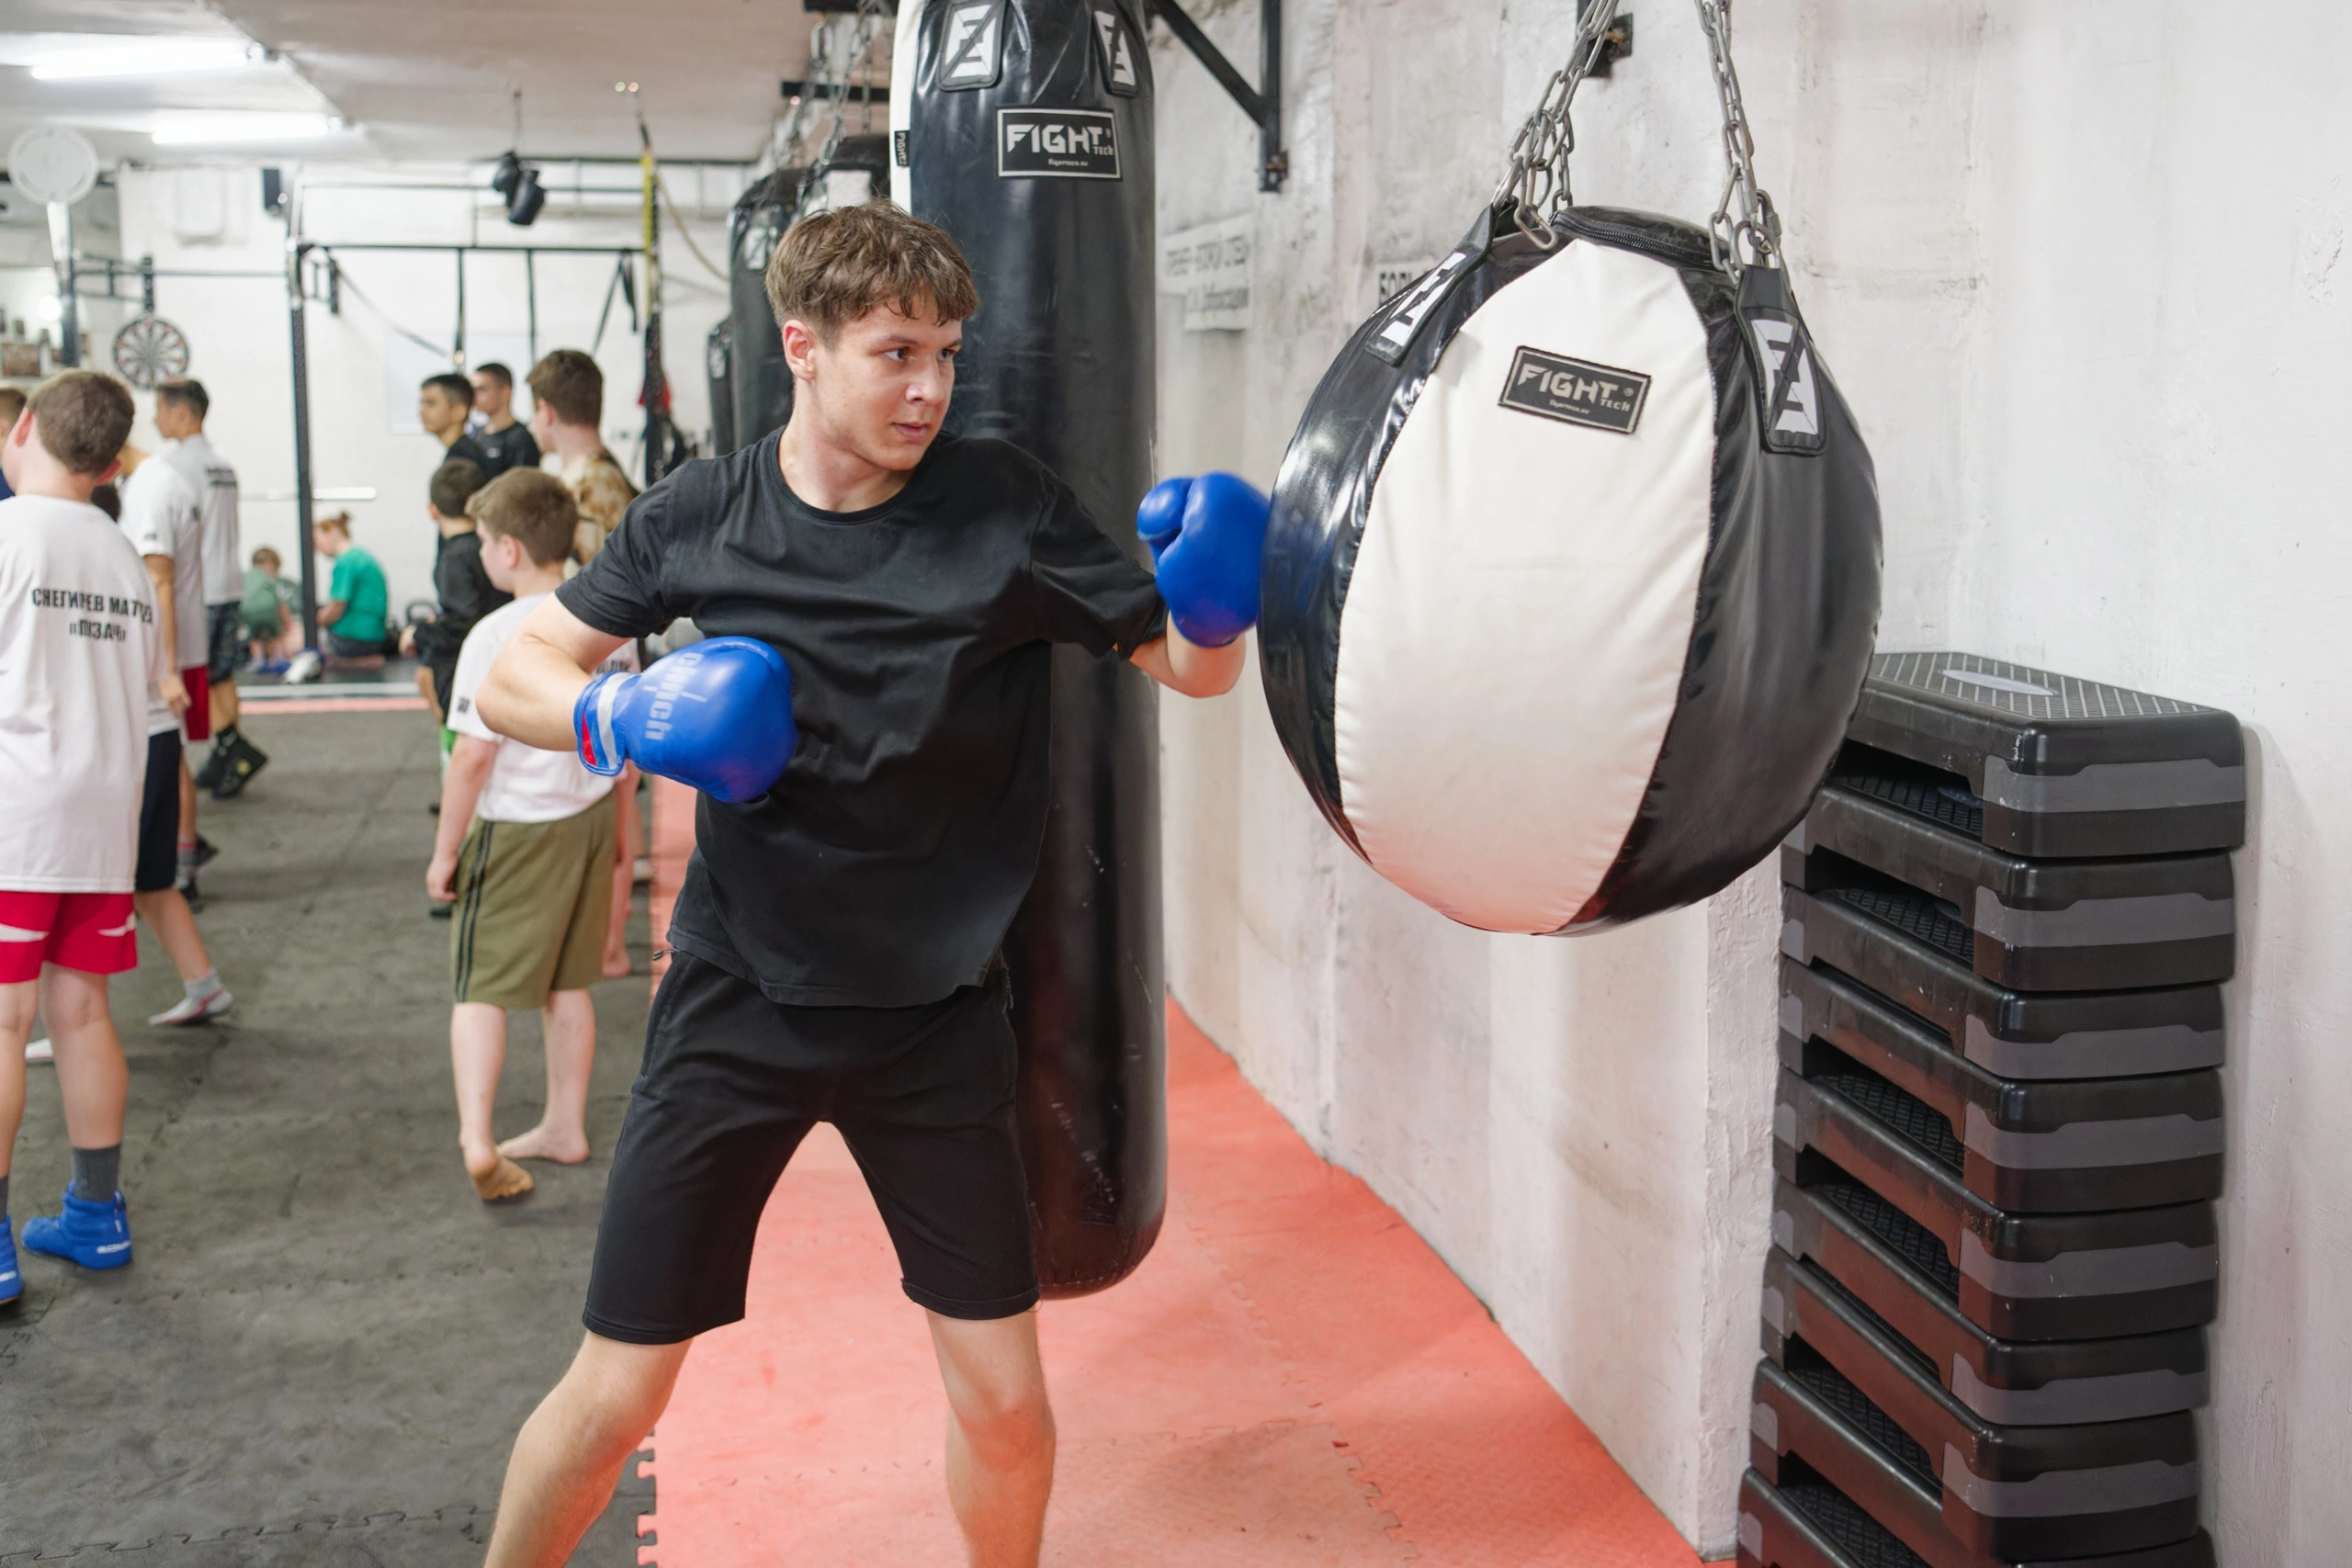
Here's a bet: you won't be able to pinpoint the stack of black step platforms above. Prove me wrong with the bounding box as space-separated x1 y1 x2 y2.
1738 653 2242 1568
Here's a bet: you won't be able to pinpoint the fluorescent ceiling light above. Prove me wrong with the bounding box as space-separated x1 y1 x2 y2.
25 38 264 81
151 112 346 146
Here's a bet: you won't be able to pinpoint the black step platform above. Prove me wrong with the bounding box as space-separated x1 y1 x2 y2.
1780 960 2224 1213
1845 653 2245 859
1758 1248 2200 1559
1782 887 2224 1079
1775 1071 2219 1339
1771 1179 2209 1424
1785 787 2235 991
1740 1458 2214 1568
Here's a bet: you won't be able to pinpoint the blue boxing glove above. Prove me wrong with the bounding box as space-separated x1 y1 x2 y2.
1136 472 1270 648
574 636 797 804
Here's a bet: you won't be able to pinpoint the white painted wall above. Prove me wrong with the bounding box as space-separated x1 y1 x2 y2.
1152 1 2352 1558
88 162 737 615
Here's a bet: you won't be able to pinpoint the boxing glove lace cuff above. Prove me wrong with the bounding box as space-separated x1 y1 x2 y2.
575 671 630 778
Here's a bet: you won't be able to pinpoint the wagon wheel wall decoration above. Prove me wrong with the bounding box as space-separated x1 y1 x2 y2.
113 314 191 389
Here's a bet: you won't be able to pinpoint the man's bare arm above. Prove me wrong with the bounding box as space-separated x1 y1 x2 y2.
1130 625 1245 699
478 596 628 751
142 554 189 716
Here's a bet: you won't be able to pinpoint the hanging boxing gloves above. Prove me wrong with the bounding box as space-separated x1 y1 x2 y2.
1259 1 1881 936
892 0 1167 1297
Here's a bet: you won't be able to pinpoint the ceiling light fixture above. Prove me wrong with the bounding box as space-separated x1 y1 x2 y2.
29 38 265 81
151 112 346 146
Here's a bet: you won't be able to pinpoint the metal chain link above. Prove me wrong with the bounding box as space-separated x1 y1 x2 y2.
1490 1 1625 249
1694 0 1781 274
1494 0 1782 275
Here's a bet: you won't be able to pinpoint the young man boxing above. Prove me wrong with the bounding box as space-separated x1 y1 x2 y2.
473 201 1265 1566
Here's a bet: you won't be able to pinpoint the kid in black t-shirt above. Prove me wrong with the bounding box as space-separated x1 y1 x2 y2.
467 203 1259 1567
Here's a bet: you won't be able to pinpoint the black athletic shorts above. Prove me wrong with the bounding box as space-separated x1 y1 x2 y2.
206 602 243 683
583 952 1037 1344
134 729 182 895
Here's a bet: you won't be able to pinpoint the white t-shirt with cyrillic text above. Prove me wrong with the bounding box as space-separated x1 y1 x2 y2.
0 494 171 892
447 592 637 824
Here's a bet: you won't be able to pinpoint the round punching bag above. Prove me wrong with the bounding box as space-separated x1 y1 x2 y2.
1261 196 1881 933
892 0 1164 1295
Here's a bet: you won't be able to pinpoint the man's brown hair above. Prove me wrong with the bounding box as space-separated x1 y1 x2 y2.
470 468 580 567
0 386 28 430
527 349 603 429
155 377 209 421
430 457 488 519
27 371 136 477
764 200 979 342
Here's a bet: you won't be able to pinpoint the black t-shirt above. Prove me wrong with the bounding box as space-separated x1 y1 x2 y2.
557 430 1167 1008
471 422 542 479
413 530 513 713
443 432 493 472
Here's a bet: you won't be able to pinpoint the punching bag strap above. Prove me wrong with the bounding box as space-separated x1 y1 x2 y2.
1494 0 1786 277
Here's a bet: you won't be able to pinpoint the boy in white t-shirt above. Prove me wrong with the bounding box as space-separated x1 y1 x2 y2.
426 469 638 1203
115 446 232 1023
0 372 162 1301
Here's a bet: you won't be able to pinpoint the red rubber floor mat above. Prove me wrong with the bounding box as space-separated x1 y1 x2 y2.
642 781 1704 1566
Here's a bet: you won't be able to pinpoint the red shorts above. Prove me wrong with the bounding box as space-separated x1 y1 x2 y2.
181 665 211 742
0 890 139 983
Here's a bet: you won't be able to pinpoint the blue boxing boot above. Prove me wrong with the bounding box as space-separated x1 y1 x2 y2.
1136 472 1271 648
0 1216 20 1305
22 1189 132 1271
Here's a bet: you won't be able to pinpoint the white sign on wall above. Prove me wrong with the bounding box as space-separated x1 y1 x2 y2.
1158 214 1253 332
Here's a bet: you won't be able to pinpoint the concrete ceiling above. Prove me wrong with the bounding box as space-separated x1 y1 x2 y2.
0 0 866 169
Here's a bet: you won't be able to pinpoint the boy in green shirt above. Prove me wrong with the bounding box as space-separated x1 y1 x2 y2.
239 545 300 668
314 512 391 667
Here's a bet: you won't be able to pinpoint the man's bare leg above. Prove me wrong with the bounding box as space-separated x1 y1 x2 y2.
484 1332 689 1568
451 1000 531 1200
929 1309 1056 1568
497 988 593 1165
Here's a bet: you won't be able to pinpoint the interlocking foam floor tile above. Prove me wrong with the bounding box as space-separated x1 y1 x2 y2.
642 782 1706 1567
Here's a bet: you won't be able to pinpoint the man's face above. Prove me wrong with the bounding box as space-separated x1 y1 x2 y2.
470 373 511 422
418 386 467 438
785 301 961 473
154 399 199 440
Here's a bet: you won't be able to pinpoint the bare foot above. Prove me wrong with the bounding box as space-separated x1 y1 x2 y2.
468 1153 535 1201
602 948 633 979
498 1124 591 1165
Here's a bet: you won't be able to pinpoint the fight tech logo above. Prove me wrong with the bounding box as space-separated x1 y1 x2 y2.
1498 347 1650 435
997 109 1120 179
1747 310 1822 453
936 0 1006 91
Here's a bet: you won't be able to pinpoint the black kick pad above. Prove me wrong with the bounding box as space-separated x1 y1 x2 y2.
1775 1071 2218 1340
1845 654 2245 860
1758 1249 2200 1559
1782 886 2224 1079
1745 1379 2217 1568
1771 1180 2208 1423
1785 787 2234 991
1780 960 2224 1213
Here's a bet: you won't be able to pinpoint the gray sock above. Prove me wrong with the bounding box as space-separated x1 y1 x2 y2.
0 1172 9 1219
70 1145 120 1202
186 970 222 1002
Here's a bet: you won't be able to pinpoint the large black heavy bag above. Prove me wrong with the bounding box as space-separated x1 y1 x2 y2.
1261 203 1882 933
891 0 1164 1295
725 141 892 452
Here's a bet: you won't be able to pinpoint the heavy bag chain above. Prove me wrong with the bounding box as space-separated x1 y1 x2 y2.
1494 0 1782 276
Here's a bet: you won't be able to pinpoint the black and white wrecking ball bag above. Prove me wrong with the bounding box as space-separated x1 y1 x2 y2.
1260 0 1882 935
